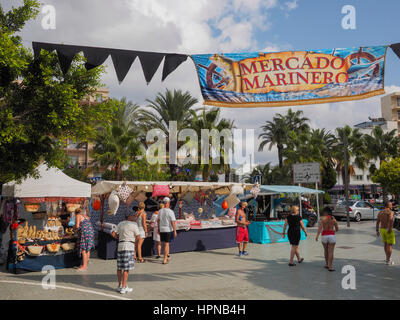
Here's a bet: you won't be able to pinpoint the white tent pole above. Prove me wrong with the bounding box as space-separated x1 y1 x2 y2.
298 183 302 215
316 181 320 222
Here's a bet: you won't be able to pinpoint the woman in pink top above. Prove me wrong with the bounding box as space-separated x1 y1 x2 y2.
316 207 339 271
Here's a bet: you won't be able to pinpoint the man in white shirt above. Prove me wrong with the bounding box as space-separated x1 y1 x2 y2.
158 197 177 264
112 211 140 294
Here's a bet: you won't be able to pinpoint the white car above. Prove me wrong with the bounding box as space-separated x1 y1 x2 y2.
333 200 377 222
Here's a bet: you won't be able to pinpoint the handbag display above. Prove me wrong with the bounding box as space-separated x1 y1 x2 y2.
27 245 43 255
152 184 170 197
107 190 120 215
135 191 147 202
61 242 75 251
117 184 133 203
182 191 194 204
225 193 240 209
46 243 60 253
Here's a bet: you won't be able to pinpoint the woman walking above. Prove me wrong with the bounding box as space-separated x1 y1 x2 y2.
282 206 307 266
135 202 148 263
316 207 339 271
75 208 95 271
150 203 163 259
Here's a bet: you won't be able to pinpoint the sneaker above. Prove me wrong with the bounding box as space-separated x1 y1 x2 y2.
386 260 395 266
116 286 122 293
238 251 242 257
120 287 133 294
242 251 249 256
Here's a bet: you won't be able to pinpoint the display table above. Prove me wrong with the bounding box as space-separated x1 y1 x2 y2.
97 226 237 259
248 220 308 244
8 238 80 273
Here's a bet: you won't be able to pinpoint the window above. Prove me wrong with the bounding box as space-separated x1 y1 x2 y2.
397 97 400 106
353 175 363 181
367 175 370 180
356 202 364 208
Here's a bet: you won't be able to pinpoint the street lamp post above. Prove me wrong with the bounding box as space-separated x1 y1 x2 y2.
343 133 350 227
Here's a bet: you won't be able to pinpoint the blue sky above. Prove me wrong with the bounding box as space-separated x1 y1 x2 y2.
4 0 400 167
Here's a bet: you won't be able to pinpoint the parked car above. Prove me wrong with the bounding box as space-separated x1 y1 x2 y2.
333 200 377 222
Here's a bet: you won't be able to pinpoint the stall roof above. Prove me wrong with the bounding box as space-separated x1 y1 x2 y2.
91 180 254 196
259 185 325 195
2 163 91 198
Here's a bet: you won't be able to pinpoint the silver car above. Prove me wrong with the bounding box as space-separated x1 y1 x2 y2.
333 200 377 222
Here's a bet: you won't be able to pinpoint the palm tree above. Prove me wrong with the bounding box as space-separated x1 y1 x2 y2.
258 116 287 168
364 126 400 201
277 108 310 133
364 126 400 166
259 109 309 169
138 89 199 177
244 163 273 184
333 126 366 187
92 98 142 180
189 107 234 181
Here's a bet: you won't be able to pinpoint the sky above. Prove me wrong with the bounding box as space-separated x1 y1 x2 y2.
4 0 400 169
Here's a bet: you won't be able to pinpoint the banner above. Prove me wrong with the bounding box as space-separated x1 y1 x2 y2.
191 46 387 108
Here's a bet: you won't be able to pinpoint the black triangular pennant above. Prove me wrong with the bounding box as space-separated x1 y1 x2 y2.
32 42 83 74
137 52 165 84
110 49 137 83
56 46 83 75
82 47 110 70
390 43 400 60
162 54 188 81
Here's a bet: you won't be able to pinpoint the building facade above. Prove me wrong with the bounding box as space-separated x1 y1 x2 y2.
64 87 109 176
332 93 399 199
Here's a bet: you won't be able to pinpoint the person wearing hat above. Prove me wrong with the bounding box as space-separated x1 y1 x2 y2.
112 210 140 294
157 197 177 264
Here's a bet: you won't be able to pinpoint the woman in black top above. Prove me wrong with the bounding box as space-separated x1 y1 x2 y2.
282 206 308 266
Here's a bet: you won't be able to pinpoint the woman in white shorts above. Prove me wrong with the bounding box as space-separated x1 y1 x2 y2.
316 207 339 272
150 203 163 258
134 202 148 263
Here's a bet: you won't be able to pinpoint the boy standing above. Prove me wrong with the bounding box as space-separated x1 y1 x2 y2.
235 201 250 257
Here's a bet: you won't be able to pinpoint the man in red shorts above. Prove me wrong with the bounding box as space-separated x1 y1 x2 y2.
235 201 250 257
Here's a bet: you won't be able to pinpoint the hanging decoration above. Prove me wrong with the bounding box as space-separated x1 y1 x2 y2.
30 41 400 108
32 42 188 84
191 46 387 108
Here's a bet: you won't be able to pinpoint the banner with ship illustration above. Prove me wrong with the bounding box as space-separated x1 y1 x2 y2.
191 46 387 108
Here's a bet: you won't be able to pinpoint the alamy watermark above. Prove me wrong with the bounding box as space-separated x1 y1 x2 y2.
341 265 356 290
145 121 254 166
41 5 56 30
41 265 56 289
341 5 356 30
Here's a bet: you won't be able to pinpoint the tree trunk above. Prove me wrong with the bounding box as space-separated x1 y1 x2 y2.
225 166 230 182
115 161 121 180
277 144 283 168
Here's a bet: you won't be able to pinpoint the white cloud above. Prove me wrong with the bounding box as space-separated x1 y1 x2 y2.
285 0 298 11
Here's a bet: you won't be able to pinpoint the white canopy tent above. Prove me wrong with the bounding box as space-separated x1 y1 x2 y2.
2 163 91 198
91 180 254 196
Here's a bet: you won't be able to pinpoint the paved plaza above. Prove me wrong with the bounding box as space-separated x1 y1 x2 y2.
1 221 399 300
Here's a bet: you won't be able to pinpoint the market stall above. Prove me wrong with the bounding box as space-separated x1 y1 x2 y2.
246 185 324 244
2 163 91 273
92 180 254 258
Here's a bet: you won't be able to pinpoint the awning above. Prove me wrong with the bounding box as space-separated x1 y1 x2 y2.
258 185 324 195
2 163 91 198
91 180 254 196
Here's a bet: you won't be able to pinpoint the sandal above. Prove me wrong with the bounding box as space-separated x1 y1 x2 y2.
329 268 335 272
288 263 296 266
298 258 304 264
138 259 146 263
162 260 169 264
